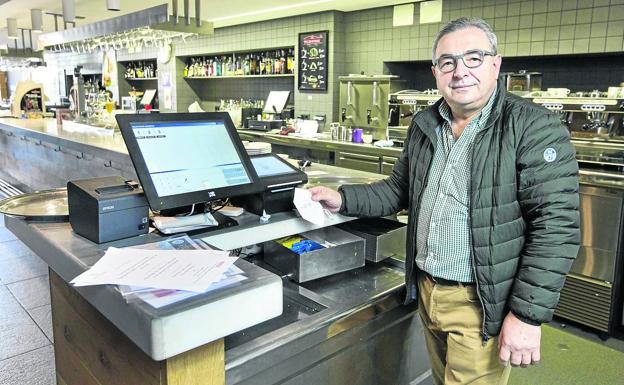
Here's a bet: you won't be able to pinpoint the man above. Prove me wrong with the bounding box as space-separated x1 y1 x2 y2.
310 17 580 385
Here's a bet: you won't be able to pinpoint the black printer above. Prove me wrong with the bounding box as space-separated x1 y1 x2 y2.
67 176 149 243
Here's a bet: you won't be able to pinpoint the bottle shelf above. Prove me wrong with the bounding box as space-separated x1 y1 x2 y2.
125 77 158 81
182 47 295 80
184 74 294 80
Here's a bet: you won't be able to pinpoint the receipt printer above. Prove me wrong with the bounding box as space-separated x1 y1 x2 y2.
67 176 149 243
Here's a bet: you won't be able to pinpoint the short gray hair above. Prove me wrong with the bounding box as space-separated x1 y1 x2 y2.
432 17 498 61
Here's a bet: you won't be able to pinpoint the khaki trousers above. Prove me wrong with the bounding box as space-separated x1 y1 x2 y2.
417 271 511 385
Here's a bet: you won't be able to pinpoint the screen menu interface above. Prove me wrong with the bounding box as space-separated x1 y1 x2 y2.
130 121 251 197
251 156 297 178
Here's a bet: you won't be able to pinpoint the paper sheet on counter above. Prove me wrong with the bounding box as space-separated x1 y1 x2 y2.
293 187 331 226
115 235 247 308
71 247 237 293
125 270 248 309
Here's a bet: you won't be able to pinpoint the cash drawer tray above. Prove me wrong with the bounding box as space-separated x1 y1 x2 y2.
264 227 365 283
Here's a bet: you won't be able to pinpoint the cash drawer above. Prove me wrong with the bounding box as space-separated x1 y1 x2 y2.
264 227 365 282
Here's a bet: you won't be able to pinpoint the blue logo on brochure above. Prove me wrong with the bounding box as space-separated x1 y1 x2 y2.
543 148 557 162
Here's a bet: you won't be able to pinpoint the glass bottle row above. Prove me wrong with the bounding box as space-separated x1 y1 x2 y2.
184 49 295 78
124 61 156 79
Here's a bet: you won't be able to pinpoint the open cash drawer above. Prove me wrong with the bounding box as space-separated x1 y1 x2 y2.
338 217 407 262
263 226 365 283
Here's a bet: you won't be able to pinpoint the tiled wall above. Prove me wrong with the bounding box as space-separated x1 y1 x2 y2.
170 11 342 121
344 0 624 75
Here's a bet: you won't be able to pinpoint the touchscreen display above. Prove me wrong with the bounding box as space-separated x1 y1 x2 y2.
251 155 298 177
130 121 252 197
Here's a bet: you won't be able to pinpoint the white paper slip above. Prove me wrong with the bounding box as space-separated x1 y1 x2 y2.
71 247 237 293
293 187 331 226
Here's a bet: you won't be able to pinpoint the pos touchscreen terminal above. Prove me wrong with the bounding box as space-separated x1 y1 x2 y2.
230 154 308 215
116 112 262 217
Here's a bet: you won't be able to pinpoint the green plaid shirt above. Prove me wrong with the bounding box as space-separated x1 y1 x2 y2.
415 90 496 283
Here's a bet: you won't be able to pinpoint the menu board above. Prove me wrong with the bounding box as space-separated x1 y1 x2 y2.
298 31 328 91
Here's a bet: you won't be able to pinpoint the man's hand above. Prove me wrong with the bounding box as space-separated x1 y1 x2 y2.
498 312 541 368
308 186 342 213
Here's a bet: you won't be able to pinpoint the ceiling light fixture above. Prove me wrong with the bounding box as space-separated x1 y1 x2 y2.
31 9 43 32
106 0 121 11
62 0 75 23
7 18 17 39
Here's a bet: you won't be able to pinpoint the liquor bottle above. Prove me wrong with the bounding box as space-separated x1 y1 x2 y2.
190 58 197 77
250 55 256 75
280 50 287 74
286 49 293 74
243 55 250 76
136 62 144 78
274 50 281 74
259 53 266 75
265 52 272 75
235 55 243 76
183 61 189 77
194 58 201 77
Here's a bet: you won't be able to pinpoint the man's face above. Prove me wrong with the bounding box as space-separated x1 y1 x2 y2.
432 26 501 116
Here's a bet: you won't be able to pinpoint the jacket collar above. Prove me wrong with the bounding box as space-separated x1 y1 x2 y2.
414 78 507 140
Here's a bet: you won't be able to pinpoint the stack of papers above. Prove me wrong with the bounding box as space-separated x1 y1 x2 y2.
118 265 247 308
70 235 247 308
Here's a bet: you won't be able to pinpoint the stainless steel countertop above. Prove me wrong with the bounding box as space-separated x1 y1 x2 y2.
5 211 408 366
237 129 403 158
0 118 128 154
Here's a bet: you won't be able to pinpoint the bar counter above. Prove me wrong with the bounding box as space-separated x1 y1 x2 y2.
6 210 427 384
0 118 429 384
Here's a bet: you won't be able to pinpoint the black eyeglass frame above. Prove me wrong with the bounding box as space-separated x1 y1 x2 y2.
432 49 497 73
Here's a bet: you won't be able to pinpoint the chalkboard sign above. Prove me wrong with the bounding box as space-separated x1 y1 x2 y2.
298 31 328 91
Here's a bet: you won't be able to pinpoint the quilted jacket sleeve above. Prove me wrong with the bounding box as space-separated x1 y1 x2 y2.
508 108 581 325
338 133 411 217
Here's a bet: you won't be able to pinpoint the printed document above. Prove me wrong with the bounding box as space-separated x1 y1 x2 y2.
70 247 237 293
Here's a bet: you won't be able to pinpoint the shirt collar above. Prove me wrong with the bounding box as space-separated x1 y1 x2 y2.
437 85 498 130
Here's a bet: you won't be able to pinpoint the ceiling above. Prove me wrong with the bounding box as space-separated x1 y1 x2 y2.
0 0 415 31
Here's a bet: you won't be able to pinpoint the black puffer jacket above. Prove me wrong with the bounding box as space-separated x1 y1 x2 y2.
339 83 580 338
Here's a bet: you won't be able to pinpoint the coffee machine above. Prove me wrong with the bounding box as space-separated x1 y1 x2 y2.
528 90 624 139
387 89 441 145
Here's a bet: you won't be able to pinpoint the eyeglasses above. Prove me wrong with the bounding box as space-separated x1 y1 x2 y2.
433 49 497 73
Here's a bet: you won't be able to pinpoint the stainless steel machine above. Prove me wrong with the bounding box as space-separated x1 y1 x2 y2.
387 89 441 145
527 91 624 336
339 75 404 141
388 87 624 336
